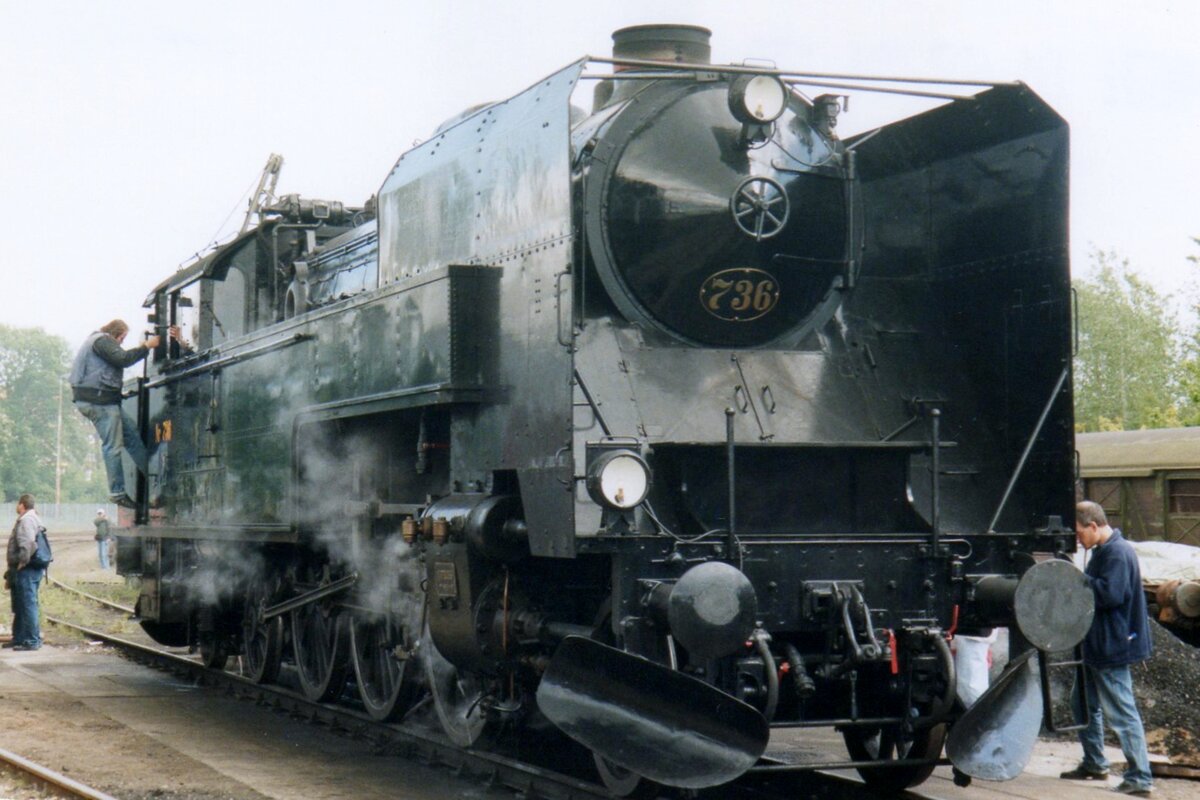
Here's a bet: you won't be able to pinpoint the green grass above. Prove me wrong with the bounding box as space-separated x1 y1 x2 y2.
38 578 143 641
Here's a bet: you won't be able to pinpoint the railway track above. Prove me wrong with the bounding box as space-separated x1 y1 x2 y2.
0 744 119 800
45 575 135 615
43 611 909 800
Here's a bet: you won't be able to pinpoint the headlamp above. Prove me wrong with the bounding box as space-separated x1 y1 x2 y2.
586 449 651 510
727 74 787 125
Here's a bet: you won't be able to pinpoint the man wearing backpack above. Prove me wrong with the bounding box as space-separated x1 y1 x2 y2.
5 494 45 651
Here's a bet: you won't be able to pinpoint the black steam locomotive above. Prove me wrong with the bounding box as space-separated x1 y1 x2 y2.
117 25 1093 794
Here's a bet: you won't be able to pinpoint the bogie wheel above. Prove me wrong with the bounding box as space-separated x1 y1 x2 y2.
350 610 421 721
290 583 349 703
593 755 661 799
842 722 947 792
199 633 229 671
241 576 284 684
588 610 663 799
422 622 492 747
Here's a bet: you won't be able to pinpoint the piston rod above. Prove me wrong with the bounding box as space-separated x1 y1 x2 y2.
262 573 358 620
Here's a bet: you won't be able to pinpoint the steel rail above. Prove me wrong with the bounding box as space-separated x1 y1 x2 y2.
43 617 614 800
0 744 120 800
45 575 135 615
41 616 944 800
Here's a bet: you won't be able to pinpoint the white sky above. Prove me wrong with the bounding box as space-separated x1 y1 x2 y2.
2 1 1198 350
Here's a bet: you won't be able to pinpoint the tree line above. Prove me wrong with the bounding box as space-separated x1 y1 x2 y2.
1074 245 1200 432
0 325 103 504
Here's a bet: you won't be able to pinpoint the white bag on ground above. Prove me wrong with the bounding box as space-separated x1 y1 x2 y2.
954 633 996 707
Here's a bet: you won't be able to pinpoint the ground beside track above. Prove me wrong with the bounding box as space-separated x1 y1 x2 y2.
0 531 513 800
768 720 1198 799
3 531 1197 799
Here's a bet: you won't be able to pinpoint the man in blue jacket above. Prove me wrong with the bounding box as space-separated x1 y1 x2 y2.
1060 501 1153 796
69 320 160 509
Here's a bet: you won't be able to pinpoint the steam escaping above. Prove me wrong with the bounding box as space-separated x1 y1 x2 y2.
153 348 438 673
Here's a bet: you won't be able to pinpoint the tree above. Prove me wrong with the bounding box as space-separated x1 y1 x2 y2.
1073 251 1181 432
1176 238 1200 425
0 325 103 504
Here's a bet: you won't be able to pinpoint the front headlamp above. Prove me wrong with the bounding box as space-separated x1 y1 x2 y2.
728 74 787 125
586 449 651 510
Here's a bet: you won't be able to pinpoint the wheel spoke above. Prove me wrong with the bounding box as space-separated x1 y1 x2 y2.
291 594 348 702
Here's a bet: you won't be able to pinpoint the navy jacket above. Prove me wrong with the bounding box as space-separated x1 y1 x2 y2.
1083 529 1152 668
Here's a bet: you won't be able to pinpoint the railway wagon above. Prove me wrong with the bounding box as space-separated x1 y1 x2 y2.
1078 427 1200 547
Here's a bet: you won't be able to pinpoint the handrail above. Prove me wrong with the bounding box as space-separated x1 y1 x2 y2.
986 366 1071 533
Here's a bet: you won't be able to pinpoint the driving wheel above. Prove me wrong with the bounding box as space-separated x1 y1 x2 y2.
350 609 421 721
290 575 349 702
241 574 284 684
422 622 491 746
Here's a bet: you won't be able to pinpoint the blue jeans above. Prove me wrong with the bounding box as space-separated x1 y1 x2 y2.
75 401 147 496
97 539 110 569
11 567 44 648
1071 664 1153 789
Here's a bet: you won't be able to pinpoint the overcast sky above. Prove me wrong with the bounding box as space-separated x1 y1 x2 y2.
2 1 1198 350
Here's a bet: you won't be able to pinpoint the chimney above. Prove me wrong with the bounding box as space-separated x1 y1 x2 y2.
593 25 712 112
611 24 712 67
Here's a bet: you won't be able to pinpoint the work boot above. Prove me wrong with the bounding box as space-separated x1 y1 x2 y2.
1112 781 1152 797
1060 764 1109 780
110 493 136 509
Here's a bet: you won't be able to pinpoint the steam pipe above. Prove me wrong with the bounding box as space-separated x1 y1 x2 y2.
931 408 941 550
584 55 1016 88
753 630 779 722
927 631 958 723
726 407 737 559
986 366 1070 533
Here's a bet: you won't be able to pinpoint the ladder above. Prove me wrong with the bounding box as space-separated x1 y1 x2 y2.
239 153 284 234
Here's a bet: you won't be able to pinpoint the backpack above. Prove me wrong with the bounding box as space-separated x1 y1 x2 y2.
27 526 53 570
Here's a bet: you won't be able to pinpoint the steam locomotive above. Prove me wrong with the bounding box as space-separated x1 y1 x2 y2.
117 25 1094 794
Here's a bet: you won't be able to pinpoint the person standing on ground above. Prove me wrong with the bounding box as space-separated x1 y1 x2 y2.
1060 501 1154 797
93 509 111 569
68 320 160 509
5 494 45 651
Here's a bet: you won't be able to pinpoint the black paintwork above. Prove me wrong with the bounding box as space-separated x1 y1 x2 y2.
116 50 1079 790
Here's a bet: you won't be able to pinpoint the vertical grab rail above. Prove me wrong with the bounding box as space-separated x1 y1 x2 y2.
726 407 737 560
930 408 941 551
